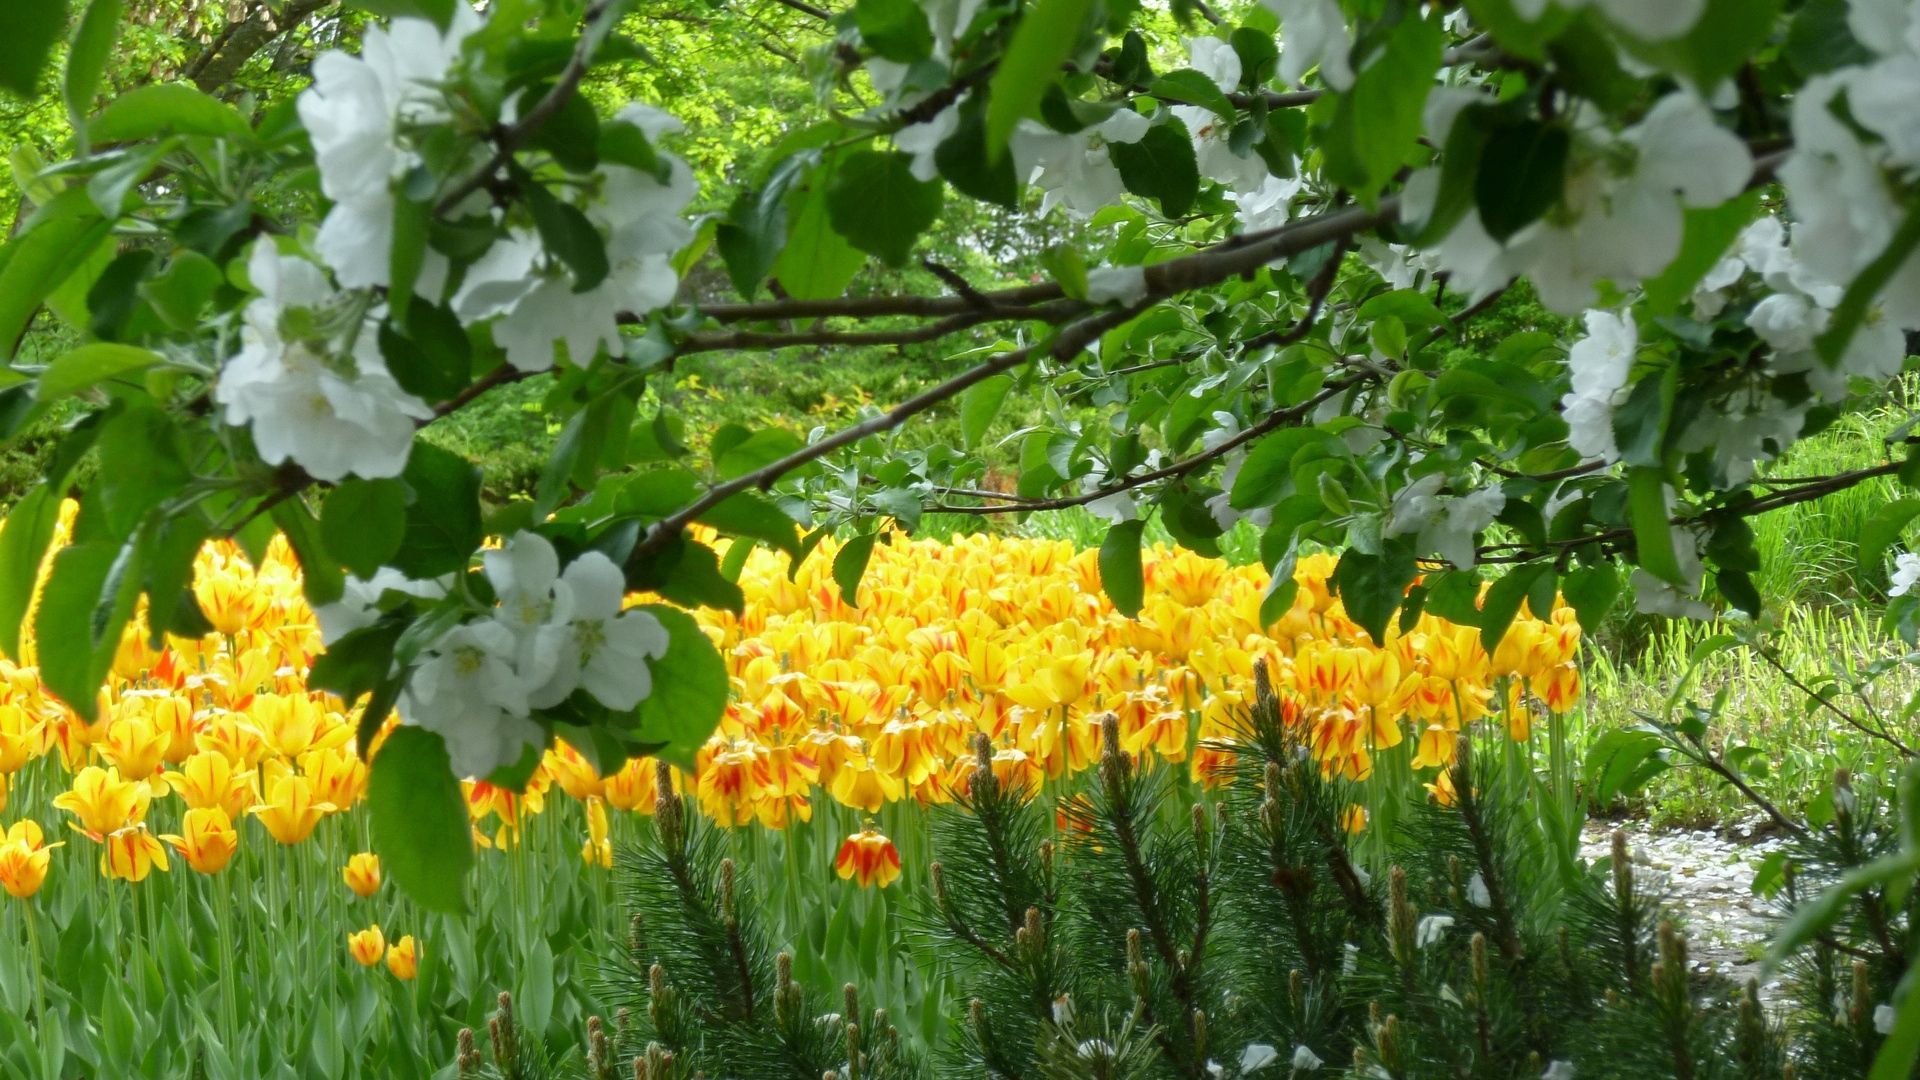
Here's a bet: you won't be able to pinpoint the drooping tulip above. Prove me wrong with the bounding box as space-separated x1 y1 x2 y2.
833 828 902 889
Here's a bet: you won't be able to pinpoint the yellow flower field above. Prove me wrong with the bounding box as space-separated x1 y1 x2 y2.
0 502 1583 1076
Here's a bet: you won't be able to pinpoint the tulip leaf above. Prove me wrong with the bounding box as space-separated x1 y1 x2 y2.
369 726 472 915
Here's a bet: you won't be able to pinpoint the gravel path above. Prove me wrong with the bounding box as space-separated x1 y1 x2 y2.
1580 819 1790 1003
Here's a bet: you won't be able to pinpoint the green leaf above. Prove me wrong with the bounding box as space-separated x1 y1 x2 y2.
369 726 472 914
345 0 456 26
89 83 250 142
633 604 728 771
855 0 933 61
1229 428 1326 511
1562 563 1622 630
826 150 944 267
270 499 345 608
774 160 866 299
528 182 609 293
395 442 482 578
1583 728 1672 803
1230 27 1279 87
716 428 804 480
1643 191 1761 313
1109 120 1201 217
65 0 125 132
309 620 406 705
0 487 61 661
984 0 1095 156
379 302 472 402
698 491 802 557
1616 0 1782 90
832 533 877 607
933 97 1020 209
1480 563 1552 653
0 187 111 349
1475 119 1569 242
322 479 408 579
1150 69 1235 118
1332 540 1417 643
1259 544 1301 628
1320 14 1443 194
1860 498 1920 597
37 342 164 401
35 538 140 721
0 0 67 99
1628 467 1683 586
1098 519 1147 618
959 373 1015 449
1817 201 1920 367
94 404 189 536
140 249 222 330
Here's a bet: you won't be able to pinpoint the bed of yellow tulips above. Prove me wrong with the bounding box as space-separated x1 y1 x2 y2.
0 503 1584 1077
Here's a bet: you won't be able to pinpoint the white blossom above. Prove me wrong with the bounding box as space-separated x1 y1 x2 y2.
1087 265 1150 306
1891 553 1920 597
1011 110 1151 219
1631 521 1714 620
1229 174 1305 233
1263 0 1354 90
314 568 453 645
1174 105 1272 194
402 621 543 779
215 242 432 481
297 7 482 290
527 551 671 712
1384 474 1505 569
1542 1062 1577 1080
1510 0 1702 41
1290 1043 1324 1071
1467 872 1491 907
491 112 698 371
1186 36 1243 93
1876 1003 1898 1034
1238 1043 1279 1071
1416 914 1455 948
895 101 962 182
1559 309 1636 464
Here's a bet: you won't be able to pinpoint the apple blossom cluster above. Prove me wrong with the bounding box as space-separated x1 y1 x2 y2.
218 8 698 485
1410 90 1753 314
1383 473 1507 570
400 533 670 779
215 241 432 481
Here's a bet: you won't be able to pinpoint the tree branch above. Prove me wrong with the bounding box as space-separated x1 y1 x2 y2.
628 303 1151 565
433 0 625 215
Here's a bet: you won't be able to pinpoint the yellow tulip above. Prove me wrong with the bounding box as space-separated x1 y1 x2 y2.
251 774 335 845
833 828 902 889
101 825 169 882
348 925 385 967
94 714 172 786
162 807 238 874
386 935 419 980
0 820 61 899
53 765 151 837
0 703 44 773
162 751 256 821
342 852 382 897
581 799 611 869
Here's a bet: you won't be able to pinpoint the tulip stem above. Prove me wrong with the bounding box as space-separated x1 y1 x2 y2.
215 878 239 1057
25 904 50 1079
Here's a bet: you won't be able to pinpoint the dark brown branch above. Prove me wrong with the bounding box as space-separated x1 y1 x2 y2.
929 372 1371 515
766 0 832 20
628 302 1153 565
673 300 1085 356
